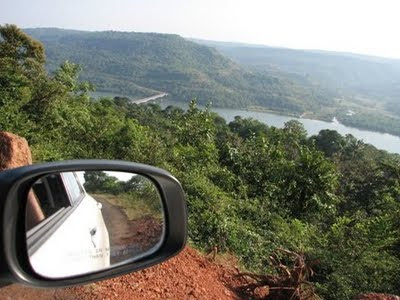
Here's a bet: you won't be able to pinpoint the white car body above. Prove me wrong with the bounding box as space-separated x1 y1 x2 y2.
27 172 110 278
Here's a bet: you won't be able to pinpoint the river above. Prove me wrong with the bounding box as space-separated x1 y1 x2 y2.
159 100 400 154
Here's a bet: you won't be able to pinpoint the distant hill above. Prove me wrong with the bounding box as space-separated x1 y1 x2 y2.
24 28 333 113
193 38 400 105
188 38 400 135
23 28 400 135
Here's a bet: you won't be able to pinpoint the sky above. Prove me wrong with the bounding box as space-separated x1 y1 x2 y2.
76 171 138 185
1 0 400 59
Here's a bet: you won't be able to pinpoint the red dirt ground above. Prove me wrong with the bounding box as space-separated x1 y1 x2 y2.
2 247 399 300
0 247 248 300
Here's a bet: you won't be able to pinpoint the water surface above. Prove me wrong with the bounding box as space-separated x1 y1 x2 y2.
160 100 400 154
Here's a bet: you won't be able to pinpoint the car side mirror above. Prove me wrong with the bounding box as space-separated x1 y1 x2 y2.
0 160 187 288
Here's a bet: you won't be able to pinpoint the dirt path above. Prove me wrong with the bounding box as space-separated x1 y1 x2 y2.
94 195 131 247
94 194 163 264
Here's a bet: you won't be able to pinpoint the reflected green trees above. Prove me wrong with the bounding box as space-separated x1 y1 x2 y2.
84 171 162 220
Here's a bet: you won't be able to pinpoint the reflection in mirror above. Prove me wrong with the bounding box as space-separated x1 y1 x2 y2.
25 171 165 278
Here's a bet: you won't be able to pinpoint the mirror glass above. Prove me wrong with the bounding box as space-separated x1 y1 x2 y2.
25 170 165 278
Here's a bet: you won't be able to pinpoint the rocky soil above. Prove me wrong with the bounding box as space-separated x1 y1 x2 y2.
0 247 248 300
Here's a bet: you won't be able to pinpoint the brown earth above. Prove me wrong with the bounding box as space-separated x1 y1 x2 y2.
0 247 248 300
0 131 32 170
64 246 248 300
1 250 400 300
94 194 162 249
94 194 163 264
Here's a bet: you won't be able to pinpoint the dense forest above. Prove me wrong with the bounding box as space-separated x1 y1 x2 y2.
24 28 334 114
24 28 400 136
1 25 400 299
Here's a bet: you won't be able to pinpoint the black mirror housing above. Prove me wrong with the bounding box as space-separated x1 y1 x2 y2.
0 160 187 288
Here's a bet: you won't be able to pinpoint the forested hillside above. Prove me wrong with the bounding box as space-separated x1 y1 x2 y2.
23 28 334 113
195 39 400 135
1 25 400 299
24 28 400 136
197 39 400 102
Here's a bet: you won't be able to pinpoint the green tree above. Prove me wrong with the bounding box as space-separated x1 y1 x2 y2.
0 24 45 136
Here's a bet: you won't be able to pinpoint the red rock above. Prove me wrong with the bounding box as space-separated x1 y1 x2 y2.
0 131 32 170
254 286 270 298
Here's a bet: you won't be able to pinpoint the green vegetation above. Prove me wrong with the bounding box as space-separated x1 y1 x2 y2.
1 25 400 299
83 171 162 220
207 41 400 103
203 40 400 136
24 27 334 114
23 28 400 136
337 110 400 135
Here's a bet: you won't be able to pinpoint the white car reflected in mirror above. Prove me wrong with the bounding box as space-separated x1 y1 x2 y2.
26 171 165 278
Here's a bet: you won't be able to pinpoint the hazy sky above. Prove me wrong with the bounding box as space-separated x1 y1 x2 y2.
1 0 400 59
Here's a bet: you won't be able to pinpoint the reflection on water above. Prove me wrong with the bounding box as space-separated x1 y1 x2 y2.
160 100 400 154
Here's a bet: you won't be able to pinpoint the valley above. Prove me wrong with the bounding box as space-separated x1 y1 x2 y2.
24 28 400 136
